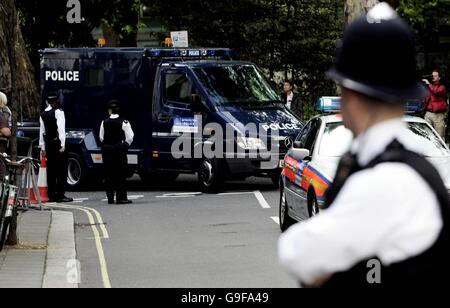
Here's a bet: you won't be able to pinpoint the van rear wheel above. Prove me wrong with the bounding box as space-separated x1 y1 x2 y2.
198 158 225 193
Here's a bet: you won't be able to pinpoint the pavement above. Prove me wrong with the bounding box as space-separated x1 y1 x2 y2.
0 209 78 288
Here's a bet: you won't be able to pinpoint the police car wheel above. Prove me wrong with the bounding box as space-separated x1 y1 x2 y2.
308 194 320 218
67 153 85 189
270 174 281 188
280 184 296 232
198 158 224 193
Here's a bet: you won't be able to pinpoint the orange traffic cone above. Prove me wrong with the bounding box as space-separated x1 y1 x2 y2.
30 153 49 204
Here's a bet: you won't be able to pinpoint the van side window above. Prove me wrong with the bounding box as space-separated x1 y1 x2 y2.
86 68 104 87
165 73 193 104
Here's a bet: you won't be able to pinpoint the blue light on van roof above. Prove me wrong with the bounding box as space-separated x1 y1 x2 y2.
148 50 161 57
146 48 233 59
315 96 341 113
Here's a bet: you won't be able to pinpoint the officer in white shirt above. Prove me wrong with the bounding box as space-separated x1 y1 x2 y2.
99 101 134 204
39 95 73 203
278 3 450 288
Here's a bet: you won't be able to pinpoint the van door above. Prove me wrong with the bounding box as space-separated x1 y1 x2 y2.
153 67 200 170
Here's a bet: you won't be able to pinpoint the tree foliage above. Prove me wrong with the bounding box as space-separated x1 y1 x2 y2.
398 0 450 76
16 0 141 72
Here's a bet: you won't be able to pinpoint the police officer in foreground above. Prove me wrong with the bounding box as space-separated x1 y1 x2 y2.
279 3 450 288
39 95 73 203
99 101 134 205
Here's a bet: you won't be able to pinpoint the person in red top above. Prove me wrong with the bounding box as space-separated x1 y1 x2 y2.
423 70 448 138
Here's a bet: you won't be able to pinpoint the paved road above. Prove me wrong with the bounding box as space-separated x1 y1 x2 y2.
56 175 297 288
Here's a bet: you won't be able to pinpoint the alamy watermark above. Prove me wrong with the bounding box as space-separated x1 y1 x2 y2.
169 116 284 168
66 259 81 285
66 0 83 24
367 259 382 285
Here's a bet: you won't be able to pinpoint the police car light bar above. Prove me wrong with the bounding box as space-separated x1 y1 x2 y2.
315 97 341 113
146 48 233 59
405 100 423 114
315 96 423 114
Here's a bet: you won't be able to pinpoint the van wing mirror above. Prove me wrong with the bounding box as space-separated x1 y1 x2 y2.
292 148 311 161
190 94 205 113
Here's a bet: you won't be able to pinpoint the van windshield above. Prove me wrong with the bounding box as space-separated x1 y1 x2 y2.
193 65 281 106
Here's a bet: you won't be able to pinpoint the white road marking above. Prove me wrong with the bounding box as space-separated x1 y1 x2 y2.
271 217 280 225
128 195 145 200
156 192 202 198
48 204 112 288
216 192 254 196
101 195 145 202
254 191 271 209
74 198 89 202
156 195 196 199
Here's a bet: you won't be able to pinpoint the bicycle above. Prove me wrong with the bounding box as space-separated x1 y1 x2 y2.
0 154 32 252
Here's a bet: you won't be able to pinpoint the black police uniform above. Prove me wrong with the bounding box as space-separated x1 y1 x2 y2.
101 116 132 204
322 140 450 288
41 107 70 202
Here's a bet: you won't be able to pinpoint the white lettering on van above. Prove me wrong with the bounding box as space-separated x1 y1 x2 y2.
262 123 300 131
45 71 80 82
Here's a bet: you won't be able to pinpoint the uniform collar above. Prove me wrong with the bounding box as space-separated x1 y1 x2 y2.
45 106 52 112
110 114 119 119
351 118 414 166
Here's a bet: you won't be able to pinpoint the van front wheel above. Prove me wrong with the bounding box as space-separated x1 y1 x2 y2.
198 158 225 193
67 153 86 190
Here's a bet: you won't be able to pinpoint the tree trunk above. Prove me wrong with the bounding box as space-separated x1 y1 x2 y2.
1 0 18 246
0 1 40 121
0 0 39 247
345 0 380 23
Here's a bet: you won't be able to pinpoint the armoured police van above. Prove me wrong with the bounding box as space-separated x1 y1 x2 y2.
40 48 303 192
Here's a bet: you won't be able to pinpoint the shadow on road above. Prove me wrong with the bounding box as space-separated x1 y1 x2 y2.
73 174 278 193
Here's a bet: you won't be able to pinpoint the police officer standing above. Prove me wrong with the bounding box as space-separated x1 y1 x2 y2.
39 95 73 203
279 3 450 288
99 101 134 205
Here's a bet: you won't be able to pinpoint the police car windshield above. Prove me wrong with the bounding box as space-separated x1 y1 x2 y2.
193 65 280 106
319 122 353 157
405 122 449 157
319 121 450 158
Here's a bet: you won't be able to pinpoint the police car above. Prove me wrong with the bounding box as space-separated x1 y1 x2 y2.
279 97 450 231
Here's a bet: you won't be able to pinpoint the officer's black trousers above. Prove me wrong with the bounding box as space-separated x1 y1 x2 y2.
102 145 128 202
46 143 68 200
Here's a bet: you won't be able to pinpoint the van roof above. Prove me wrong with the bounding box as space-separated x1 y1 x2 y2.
40 48 234 61
162 60 255 67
